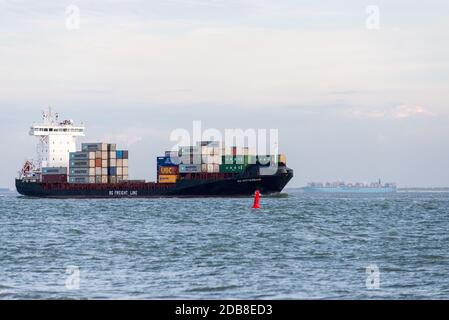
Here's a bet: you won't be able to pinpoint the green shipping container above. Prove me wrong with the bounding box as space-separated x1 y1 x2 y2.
221 155 253 165
219 164 246 173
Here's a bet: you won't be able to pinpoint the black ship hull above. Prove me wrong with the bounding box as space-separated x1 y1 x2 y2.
16 166 293 198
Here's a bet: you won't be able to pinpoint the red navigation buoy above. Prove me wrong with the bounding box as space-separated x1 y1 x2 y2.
252 190 260 209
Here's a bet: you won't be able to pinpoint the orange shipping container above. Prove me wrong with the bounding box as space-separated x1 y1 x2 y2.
158 175 177 184
159 166 178 175
95 159 102 167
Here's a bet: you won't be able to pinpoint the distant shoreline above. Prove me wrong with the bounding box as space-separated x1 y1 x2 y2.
286 187 449 192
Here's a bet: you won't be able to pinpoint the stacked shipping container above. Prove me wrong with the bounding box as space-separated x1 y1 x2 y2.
41 167 68 183
68 143 129 184
155 141 287 182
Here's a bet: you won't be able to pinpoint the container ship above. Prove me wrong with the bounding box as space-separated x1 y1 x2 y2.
15 110 293 198
302 180 397 193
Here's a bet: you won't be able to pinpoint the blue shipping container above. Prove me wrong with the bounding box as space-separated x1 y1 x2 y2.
108 167 117 176
157 156 181 166
116 150 123 159
157 156 174 166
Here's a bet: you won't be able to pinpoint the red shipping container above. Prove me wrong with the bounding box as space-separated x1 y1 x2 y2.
42 174 67 183
95 159 102 167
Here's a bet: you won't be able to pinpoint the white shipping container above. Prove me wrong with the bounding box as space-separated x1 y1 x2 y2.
202 155 221 164
89 159 95 168
89 152 96 160
101 168 108 175
95 151 101 158
102 151 108 160
109 151 116 159
95 167 101 175
122 159 128 167
101 176 108 183
123 167 128 175
89 176 95 183
116 159 123 167
117 167 123 175
89 168 95 176
102 160 108 168
109 159 116 167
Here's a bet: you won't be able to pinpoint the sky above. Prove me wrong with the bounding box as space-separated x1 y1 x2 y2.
1 0 449 188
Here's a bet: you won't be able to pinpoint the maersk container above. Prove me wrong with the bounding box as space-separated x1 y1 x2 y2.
69 176 89 184
70 160 89 168
179 164 201 173
70 152 89 160
42 167 67 175
69 168 89 176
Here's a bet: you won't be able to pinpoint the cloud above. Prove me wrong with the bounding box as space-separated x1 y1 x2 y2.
100 127 166 146
390 105 434 119
349 105 435 120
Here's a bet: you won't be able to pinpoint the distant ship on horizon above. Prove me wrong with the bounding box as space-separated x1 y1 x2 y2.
302 179 397 193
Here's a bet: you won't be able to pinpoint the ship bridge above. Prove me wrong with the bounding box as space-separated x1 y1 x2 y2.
30 108 85 169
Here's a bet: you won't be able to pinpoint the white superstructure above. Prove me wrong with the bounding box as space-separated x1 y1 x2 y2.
29 108 85 169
